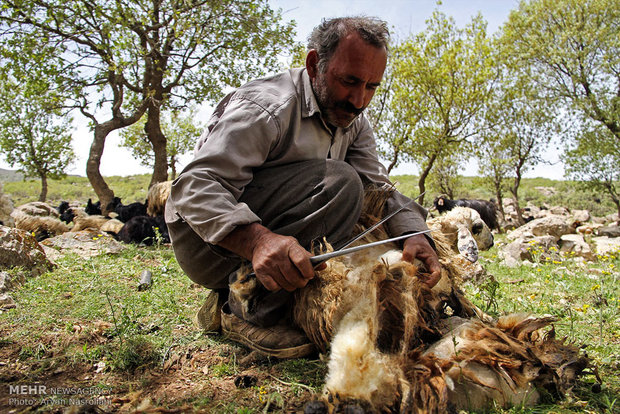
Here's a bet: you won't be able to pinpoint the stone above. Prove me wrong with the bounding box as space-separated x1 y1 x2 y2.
571 210 591 224
0 271 26 293
559 234 595 261
507 215 574 242
0 293 16 309
535 186 556 197
597 225 620 238
592 236 620 256
40 229 124 258
501 235 559 267
0 225 53 276
0 183 14 228
605 213 619 225
549 206 570 216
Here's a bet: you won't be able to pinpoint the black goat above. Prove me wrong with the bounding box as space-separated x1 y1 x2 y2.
85 198 101 215
117 215 169 246
109 200 148 223
433 194 499 230
57 201 75 224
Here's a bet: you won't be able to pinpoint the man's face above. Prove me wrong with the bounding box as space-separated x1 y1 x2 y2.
309 33 388 129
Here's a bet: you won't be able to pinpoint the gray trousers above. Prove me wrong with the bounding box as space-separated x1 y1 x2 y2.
168 159 364 325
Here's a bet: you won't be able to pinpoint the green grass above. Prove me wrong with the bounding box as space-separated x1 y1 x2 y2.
1 174 153 207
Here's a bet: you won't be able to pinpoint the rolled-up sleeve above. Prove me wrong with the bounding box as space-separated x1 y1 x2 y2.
345 118 429 237
169 97 281 244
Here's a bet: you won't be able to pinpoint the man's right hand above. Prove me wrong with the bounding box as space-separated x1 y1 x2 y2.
217 223 317 292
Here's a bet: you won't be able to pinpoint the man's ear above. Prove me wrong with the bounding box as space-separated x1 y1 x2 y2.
306 49 319 79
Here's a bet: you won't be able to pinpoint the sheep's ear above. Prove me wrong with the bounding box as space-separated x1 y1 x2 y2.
457 227 478 263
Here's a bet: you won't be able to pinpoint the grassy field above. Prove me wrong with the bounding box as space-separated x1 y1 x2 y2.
0 174 619 413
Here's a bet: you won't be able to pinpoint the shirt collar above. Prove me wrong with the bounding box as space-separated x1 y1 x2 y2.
300 68 321 119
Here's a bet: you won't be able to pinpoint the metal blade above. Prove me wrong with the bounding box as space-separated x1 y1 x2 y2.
309 229 431 266
335 190 426 251
244 191 426 278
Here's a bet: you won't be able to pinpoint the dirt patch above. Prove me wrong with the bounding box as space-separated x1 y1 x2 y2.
0 325 318 413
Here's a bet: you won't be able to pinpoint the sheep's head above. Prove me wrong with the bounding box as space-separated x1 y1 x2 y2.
429 207 493 263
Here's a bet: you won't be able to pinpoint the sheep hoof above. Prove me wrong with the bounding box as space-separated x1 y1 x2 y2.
303 400 328 414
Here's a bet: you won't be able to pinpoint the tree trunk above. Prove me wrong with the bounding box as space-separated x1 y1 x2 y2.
417 153 438 206
170 154 177 180
145 103 169 187
86 123 117 215
38 173 48 202
510 174 524 226
386 147 400 175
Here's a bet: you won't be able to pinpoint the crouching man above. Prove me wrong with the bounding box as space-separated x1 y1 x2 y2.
165 16 441 359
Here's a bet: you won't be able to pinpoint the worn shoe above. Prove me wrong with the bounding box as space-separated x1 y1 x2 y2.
194 289 226 332
221 304 316 359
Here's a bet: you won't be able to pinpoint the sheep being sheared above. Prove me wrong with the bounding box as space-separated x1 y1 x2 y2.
434 194 499 230
230 193 587 413
428 206 493 263
292 236 586 413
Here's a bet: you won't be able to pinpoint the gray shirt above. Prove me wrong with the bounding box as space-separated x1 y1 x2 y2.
167 68 428 244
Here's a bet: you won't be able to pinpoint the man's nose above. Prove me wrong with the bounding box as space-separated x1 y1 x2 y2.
348 86 367 110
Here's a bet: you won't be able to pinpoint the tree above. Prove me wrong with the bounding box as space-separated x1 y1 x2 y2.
120 107 203 180
368 11 497 204
0 80 75 201
475 132 512 220
502 0 620 142
0 0 295 212
564 125 620 222
477 73 558 225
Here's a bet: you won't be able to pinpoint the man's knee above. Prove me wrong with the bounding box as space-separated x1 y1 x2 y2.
324 159 364 207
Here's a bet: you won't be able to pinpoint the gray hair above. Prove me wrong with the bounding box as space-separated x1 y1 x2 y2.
307 16 390 73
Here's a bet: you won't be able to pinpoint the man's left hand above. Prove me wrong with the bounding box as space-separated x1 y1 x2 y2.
402 233 442 288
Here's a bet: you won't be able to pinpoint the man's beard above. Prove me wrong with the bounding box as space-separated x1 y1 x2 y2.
313 73 364 129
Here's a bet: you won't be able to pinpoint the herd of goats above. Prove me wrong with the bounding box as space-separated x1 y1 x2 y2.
7 181 172 245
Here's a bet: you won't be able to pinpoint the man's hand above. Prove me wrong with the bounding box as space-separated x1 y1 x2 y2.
217 223 319 292
250 231 317 291
402 233 442 288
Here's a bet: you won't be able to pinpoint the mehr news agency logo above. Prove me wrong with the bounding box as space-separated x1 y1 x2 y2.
7 384 110 407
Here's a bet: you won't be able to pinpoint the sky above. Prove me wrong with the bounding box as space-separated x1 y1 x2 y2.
1 0 564 179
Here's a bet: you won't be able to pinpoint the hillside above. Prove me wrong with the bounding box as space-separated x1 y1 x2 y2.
0 168 23 182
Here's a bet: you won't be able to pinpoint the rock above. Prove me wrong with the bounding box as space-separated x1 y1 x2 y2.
571 210 591 225
549 206 570 216
592 236 620 256
40 229 124 258
0 271 26 293
597 225 620 238
500 235 558 266
0 183 14 227
13 201 59 217
523 203 542 220
0 225 53 276
535 186 556 197
0 293 16 309
605 213 619 225
559 234 595 261
507 215 574 242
